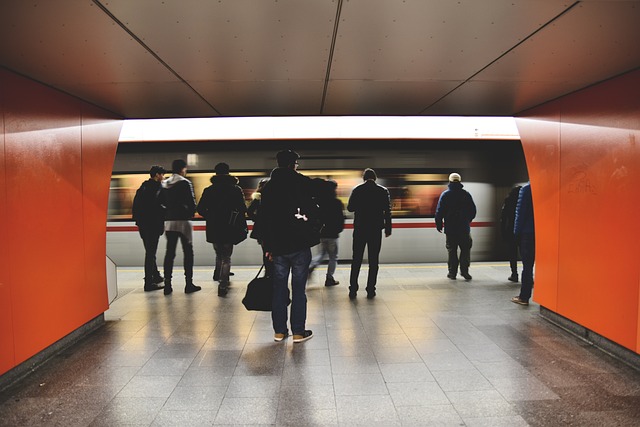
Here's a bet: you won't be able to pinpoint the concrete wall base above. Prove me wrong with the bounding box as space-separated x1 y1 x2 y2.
540 306 640 372
0 314 104 392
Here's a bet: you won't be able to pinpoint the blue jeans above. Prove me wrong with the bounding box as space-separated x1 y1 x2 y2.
518 233 535 301
272 248 311 335
310 237 339 278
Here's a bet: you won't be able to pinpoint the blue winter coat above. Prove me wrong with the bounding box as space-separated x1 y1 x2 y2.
434 182 477 234
514 183 534 235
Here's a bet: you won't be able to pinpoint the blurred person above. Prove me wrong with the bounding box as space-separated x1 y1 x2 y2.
309 179 345 287
260 150 319 343
347 168 392 299
435 172 477 280
196 162 247 297
132 165 167 292
162 159 201 295
246 178 274 277
501 185 522 282
511 182 535 306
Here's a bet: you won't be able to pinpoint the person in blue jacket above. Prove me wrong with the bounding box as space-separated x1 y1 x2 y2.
435 173 477 280
511 182 535 306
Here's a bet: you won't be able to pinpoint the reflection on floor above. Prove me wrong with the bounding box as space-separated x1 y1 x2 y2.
1 263 639 426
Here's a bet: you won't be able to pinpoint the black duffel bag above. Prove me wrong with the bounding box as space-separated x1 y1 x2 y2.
242 265 273 311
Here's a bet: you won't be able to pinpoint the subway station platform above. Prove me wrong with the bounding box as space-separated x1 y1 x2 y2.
1 263 639 426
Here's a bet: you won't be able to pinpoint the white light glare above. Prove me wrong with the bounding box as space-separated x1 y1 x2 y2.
119 116 519 142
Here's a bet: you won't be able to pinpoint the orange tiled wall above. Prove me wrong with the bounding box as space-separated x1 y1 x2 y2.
516 69 640 353
0 68 122 375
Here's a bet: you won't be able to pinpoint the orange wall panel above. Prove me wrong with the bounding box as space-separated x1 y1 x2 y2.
515 113 561 311
518 69 640 353
0 68 121 374
0 73 16 374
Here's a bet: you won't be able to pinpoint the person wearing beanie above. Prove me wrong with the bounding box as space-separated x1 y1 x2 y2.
435 172 477 280
196 162 247 296
347 168 392 300
260 149 319 343
161 159 201 295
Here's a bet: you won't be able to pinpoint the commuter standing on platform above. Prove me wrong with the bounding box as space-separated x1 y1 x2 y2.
261 150 319 343
501 185 522 282
196 162 247 297
347 168 392 300
309 179 345 287
511 182 535 306
162 159 201 295
435 172 477 280
247 178 273 277
132 165 167 292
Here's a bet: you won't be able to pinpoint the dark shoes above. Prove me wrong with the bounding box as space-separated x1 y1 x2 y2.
185 284 202 294
508 274 519 282
217 283 229 297
348 291 357 300
293 330 313 343
447 273 456 280
153 275 164 284
164 284 173 295
325 276 339 287
511 296 529 306
144 283 164 292
366 291 376 299
461 273 472 280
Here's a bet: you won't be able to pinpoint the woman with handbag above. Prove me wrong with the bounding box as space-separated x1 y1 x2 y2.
196 162 248 296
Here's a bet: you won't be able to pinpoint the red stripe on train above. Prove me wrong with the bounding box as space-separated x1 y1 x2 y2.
107 222 494 232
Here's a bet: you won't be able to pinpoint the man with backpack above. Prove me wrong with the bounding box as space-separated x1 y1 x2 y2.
132 165 167 292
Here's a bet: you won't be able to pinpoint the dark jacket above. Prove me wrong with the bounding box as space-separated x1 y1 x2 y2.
347 180 392 235
318 197 345 239
260 167 320 255
162 174 196 220
434 182 477 234
132 179 166 234
500 185 521 241
514 183 534 235
196 174 247 244
247 192 264 242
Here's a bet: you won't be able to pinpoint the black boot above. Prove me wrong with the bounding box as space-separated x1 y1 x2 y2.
185 282 202 294
163 281 173 295
218 281 229 297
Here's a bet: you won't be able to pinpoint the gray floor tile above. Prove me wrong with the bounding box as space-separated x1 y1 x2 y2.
3 263 640 426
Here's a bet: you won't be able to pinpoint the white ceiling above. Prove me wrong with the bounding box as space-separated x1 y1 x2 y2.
1 0 638 119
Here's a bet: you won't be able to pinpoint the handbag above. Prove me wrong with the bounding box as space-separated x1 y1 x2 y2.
242 265 273 311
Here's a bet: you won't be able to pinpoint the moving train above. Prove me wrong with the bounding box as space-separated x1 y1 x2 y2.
107 139 528 267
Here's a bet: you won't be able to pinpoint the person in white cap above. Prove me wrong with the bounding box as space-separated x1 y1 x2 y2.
435 172 477 280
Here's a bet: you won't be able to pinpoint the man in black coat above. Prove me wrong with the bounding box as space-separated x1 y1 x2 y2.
162 159 201 295
347 168 392 299
196 162 247 297
132 165 167 292
260 150 319 343
435 172 477 280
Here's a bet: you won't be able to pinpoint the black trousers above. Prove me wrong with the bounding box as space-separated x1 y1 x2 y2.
445 233 472 275
163 231 194 285
350 228 382 293
139 227 162 286
518 233 535 301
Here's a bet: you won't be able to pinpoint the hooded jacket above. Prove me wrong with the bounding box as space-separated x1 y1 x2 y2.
260 167 320 255
162 174 196 220
434 181 477 234
196 174 247 244
132 178 166 234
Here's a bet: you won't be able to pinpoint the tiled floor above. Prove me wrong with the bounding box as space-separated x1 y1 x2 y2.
1 263 640 426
